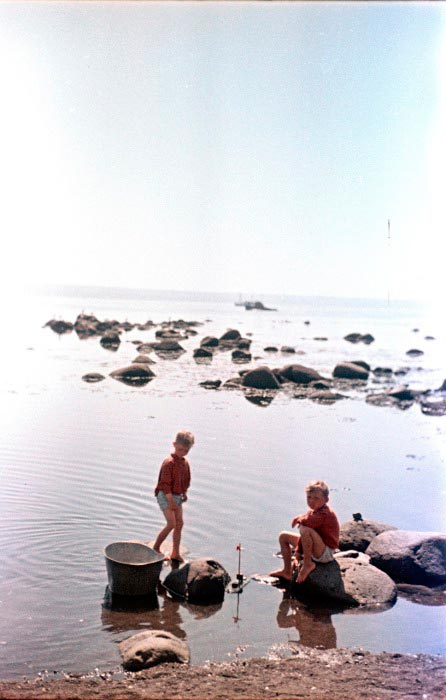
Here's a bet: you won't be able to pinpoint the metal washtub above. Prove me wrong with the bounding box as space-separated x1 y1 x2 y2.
105 542 165 596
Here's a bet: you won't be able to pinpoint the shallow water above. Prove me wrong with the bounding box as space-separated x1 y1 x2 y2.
0 288 445 678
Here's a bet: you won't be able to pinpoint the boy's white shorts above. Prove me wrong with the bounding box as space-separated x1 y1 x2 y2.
312 546 336 564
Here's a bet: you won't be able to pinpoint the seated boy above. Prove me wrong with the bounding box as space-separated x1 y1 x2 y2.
270 480 339 583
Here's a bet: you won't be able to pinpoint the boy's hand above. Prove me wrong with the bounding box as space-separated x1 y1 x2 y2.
291 516 301 528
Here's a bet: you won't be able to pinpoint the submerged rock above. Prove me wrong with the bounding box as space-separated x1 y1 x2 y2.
82 372 106 383
309 390 346 403
199 380 221 390
344 333 375 344
119 630 190 670
132 354 156 365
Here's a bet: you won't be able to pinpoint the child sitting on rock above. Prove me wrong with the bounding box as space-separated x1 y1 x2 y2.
153 430 195 562
270 480 339 583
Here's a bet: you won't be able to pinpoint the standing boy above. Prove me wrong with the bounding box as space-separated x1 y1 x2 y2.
153 430 194 562
270 480 339 583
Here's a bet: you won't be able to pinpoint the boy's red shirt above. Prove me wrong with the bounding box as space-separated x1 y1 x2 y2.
154 453 191 496
297 504 340 550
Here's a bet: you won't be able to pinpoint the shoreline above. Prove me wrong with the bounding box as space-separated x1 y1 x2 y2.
1 647 445 699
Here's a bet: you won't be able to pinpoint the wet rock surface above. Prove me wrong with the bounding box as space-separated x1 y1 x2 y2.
119 630 190 670
163 559 230 604
290 551 397 607
43 314 446 416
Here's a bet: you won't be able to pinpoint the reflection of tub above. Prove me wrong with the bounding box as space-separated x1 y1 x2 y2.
105 542 164 596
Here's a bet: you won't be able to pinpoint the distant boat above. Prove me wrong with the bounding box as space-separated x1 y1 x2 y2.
234 294 245 307
244 300 277 311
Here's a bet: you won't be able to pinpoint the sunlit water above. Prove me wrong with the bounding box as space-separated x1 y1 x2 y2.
0 287 445 679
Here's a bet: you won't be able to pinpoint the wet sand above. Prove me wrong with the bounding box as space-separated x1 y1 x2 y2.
0 647 445 699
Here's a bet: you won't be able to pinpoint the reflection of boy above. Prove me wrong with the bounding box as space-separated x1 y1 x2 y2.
270 480 339 583
153 430 194 562
276 597 337 649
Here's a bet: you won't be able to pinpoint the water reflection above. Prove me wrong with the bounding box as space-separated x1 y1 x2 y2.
244 392 276 407
276 594 337 650
101 586 221 639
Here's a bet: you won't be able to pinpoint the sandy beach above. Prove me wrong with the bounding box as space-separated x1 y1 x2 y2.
1 647 445 699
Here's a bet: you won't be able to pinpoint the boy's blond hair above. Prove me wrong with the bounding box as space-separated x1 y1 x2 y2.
305 480 329 499
175 430 195 447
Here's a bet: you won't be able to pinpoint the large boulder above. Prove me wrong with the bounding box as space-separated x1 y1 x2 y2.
290 551 397 607
163 559 230 604
119 630 190 670
339 518 398 552
241 366 281 390
132 354 156 365
366 530 446 585
279 364 322 385
333 362 369 380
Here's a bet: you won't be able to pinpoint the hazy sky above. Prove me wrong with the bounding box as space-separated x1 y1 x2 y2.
1 1 445 300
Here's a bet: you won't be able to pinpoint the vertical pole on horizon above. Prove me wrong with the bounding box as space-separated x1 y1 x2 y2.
387 219 391 306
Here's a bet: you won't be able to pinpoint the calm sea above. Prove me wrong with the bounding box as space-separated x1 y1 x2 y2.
0 285 445 679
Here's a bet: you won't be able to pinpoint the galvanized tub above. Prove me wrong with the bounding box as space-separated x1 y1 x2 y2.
105 542 165 596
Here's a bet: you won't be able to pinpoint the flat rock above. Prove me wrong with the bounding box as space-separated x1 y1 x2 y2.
82 372 106 383
119 630 190 670
366 530 446 585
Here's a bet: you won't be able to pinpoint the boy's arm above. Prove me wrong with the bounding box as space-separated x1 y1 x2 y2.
291 513 305 528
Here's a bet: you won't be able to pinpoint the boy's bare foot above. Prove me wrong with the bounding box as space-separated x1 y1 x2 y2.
269 568 292 581
296 561 316 583
170 553 184 562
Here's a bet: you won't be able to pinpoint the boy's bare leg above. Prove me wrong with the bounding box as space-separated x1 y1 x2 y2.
153 508 176 557
170 505 184 561
296 525 326 583
270 531 300 580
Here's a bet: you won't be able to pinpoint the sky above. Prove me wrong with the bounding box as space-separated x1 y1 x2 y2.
0 1 445 301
